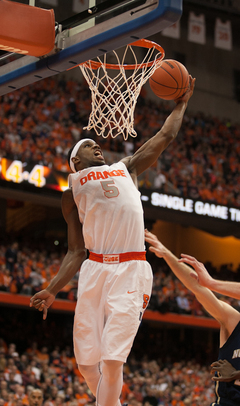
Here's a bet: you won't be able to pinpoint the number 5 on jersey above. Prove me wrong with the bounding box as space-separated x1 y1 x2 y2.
101 180 119 198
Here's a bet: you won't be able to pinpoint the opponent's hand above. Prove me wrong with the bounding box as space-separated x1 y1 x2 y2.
175 75 196 104
30 289 55 320
211 359 240 382
178 254 213 287
145 230 168 258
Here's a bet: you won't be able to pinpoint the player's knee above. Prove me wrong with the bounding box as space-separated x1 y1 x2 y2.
78 363 97 378
103 359 123 369
102 360 123 381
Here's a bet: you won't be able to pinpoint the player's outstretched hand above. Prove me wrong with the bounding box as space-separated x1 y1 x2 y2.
175 75 196 104
211 359 240 382
145 229 168 258
30 289 55 320
178 254 213 287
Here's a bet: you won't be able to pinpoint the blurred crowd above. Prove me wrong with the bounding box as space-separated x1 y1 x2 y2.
1 241 240 318
0 338 216 406
0 76 240 207
0 242 73 300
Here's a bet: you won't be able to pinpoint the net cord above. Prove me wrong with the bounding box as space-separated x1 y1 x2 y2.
79 42 164 140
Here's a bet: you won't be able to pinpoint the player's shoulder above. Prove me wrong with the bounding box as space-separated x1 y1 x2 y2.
219 300 240 332
120 156 137 174
62 187 73 199
119 157 138 187
61 188 76 213
120 156 132 167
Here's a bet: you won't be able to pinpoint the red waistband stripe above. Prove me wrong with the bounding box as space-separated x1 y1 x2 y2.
89 251 146 264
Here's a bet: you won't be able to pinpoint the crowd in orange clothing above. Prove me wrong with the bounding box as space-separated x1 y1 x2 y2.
0 242 76 301
0 336 216 406
1 241 240 319
1 76 240 207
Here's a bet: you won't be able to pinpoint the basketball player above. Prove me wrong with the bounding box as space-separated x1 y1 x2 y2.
30 77 195 406
145 230 240 405
188 254 240 386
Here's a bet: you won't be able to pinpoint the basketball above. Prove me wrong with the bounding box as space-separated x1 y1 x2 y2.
149 59 190 100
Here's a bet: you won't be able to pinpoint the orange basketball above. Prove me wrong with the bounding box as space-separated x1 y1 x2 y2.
149 59 190 100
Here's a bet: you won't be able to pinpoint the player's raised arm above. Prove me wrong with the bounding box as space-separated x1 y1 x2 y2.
144 230 240 331
185 255 240 300
123 76 195 177
30 189 87 319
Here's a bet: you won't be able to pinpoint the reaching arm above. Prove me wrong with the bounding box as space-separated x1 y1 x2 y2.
145 230 240 330
186 257 240 300
122 76 195 177
30 189 87 319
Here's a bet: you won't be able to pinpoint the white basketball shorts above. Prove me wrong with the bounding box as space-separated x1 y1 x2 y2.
73 257 153 365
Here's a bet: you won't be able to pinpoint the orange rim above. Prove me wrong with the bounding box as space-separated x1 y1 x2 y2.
80 39 165 70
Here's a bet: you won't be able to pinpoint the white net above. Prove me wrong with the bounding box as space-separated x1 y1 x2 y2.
79 39 164 140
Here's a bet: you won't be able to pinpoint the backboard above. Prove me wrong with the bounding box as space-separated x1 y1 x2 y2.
0 0 182 96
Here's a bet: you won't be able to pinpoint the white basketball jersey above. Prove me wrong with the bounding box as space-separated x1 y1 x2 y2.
69 161 145 254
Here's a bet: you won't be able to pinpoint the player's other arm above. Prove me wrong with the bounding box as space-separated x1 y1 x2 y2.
123 77 195 176
30 189 87 319
145 230 240 329
46 188 86 295
186 258 240 300
211 360 240 382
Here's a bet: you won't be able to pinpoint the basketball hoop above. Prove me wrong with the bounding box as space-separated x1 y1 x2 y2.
79 39 165 140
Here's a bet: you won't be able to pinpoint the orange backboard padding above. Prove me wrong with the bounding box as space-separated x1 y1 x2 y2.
0 0 55 57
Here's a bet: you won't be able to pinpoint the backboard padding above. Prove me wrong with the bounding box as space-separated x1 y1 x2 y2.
0 0 182 95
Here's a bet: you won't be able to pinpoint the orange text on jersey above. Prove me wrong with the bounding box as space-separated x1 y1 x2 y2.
80 169 126 185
